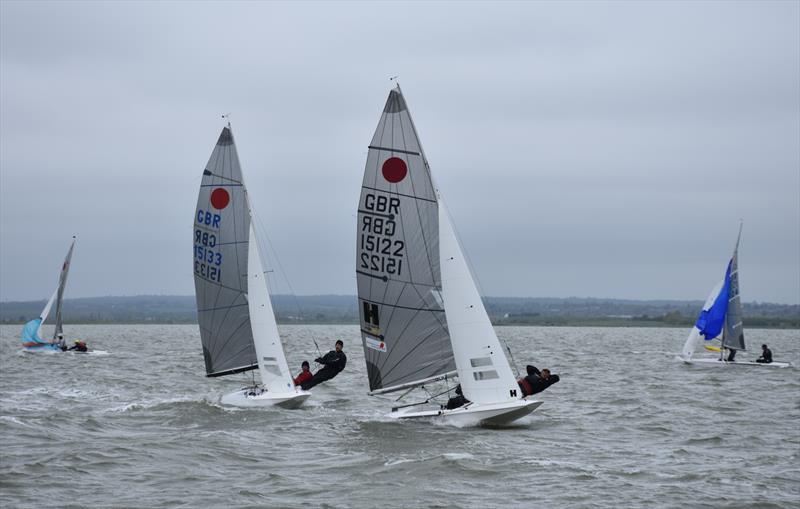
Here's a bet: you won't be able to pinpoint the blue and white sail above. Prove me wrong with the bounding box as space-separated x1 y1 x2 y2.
681 224 745 360
21 238 76 351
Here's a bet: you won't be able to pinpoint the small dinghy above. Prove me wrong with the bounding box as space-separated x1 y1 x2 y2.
355 86 542 425
679 223 792 368
192 124 311 408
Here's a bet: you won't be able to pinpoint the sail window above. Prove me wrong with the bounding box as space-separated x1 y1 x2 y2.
473 370 499 380
470 357 493 368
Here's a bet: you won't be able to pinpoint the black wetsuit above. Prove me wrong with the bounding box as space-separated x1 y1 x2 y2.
757 348 773 363
519 365 560 396
444 385 470 410
301 350 346 390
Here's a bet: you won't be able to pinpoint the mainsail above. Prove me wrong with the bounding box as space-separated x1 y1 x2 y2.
356 87 456 394
721 226 745 351
52 237 76 342
193 127 257 377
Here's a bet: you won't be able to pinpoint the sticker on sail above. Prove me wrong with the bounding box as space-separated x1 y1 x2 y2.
210 188 230 210
365 336 387 352
382 157 407 183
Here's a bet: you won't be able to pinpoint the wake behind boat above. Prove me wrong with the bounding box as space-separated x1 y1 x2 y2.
355 86 541 426
679 223 792 369
193 124 310 409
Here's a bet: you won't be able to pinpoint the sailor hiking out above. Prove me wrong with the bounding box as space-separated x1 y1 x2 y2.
301 340 346 390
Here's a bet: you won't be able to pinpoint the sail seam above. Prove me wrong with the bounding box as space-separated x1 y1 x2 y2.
367 145 421 156
360 185 436 204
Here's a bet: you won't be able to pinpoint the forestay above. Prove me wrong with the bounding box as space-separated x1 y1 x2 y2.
356 87 456 394
193 127 257 377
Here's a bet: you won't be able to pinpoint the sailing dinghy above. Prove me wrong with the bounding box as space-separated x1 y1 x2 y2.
356 86 542 426
193 125 311 408
21 237 76 352
679 224 791 368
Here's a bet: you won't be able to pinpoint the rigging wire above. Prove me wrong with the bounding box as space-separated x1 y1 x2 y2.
249 201 323 359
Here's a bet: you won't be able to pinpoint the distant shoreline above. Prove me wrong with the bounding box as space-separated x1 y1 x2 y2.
1 319 797 329
2 294 797 329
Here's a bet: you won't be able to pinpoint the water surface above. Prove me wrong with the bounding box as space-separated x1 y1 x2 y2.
1 325 798 508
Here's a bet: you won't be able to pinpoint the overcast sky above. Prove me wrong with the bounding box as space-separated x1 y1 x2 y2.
1 1 798 304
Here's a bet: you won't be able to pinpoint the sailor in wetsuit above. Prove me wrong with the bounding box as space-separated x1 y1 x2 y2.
444 384 470 410
517 365 560 397
301 340 346 390
756 344 773 364
66 340 88 352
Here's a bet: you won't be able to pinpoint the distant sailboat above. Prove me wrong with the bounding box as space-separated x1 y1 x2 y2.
193 125 311 407
679 223 791 368
356 86 542 425
21 237 76 351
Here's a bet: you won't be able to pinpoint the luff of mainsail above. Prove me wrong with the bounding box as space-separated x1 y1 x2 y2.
52 237 76 342
721 223 745 351
356 86 456 394
193 126 258 377
438 199 520 405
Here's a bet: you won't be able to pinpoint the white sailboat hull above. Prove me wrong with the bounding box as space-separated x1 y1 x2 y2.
679 356 792 368
221 387 312 409
390 399 543 426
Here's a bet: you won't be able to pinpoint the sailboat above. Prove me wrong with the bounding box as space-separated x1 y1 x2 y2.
21 237 76 352
679 224 791 368
193 124 311 408
356 86 542 426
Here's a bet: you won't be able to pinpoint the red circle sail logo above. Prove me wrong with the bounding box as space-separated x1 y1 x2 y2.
210 188 230 210
382 157 407 183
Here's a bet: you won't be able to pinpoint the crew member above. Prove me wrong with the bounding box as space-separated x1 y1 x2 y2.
301 340 347 390
517 365 560 397
444 384 470 410
293 360 313 386
756 344 773 364
67 340 88 352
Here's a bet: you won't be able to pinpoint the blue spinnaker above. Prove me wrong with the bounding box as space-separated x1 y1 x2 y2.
21 318 58 350
21 318 44 343
695 260 732 340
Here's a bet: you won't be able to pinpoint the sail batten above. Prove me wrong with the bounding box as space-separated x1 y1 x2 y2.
193 126 257 377
356 87 456 393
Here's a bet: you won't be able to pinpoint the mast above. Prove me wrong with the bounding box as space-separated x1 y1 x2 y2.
52 236 76 346
721 221 745 353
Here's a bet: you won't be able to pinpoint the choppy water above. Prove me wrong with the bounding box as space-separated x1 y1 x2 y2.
1 324 798 508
